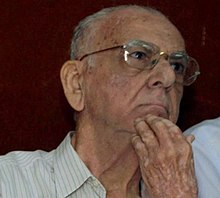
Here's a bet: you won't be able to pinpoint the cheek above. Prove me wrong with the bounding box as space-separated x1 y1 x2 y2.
109 74 130 92
99 74 131 109
169 85 183 123
84 68 131 114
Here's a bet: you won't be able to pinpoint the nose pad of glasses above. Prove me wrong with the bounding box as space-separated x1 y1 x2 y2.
150 52 169 69
160 52 169 60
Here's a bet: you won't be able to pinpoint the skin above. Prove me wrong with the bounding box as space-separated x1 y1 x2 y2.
60 8 197 198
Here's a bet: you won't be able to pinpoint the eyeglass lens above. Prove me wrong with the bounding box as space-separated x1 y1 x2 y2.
123 40 200 86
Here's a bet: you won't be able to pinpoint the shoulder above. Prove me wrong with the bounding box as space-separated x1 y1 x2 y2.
0 150 50 165
0 150 57 197
184 116 220 140
183 117 220 167
0 149 54 178
183 117 220 153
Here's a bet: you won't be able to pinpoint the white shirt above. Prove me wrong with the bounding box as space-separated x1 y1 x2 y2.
184 117 220 198
0 132 106 198
0 132 150 198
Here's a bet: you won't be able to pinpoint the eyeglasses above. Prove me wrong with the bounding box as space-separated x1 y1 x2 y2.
77 39 200 86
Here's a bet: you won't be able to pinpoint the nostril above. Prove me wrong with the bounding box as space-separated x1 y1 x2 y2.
152 81 162 87
150 81 163 88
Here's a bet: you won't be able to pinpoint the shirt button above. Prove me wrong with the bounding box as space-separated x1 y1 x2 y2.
92 179 99 187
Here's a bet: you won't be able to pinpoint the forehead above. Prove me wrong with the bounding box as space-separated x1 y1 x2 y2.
90 9 185 52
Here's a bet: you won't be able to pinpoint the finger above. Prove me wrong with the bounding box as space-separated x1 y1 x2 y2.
144 114 174 146
186 135 195 143
158 118 185 140
134 119 159 149
131 135 149 165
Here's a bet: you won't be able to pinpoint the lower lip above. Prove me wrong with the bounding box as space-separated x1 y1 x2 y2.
135 104 169 119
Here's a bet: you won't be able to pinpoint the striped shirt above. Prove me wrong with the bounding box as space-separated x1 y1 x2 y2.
0 132 107 198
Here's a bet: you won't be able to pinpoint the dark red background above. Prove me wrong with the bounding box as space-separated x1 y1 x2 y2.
0 0 219 154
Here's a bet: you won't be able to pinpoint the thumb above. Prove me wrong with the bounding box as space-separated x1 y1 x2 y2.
186 134 195 144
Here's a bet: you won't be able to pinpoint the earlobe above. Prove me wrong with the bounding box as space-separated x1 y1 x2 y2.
60 60 85 111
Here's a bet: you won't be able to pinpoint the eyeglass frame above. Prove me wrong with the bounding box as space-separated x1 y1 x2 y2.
76 39 200 86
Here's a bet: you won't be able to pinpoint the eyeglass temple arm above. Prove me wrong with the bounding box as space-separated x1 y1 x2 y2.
77 45 123 61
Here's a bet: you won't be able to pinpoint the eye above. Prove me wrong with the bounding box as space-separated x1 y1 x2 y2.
171 62 185 74
129 51 147 60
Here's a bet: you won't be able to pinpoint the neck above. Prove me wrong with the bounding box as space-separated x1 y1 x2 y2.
72 118 141 197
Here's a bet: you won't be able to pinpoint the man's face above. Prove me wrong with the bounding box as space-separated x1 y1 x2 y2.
80 10 185 134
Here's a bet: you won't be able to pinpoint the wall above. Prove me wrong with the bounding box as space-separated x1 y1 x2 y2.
0 0 219 154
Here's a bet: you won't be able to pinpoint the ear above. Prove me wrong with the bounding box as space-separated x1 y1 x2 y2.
60 60 84 111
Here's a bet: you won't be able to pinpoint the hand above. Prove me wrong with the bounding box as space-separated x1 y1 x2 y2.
131 114 197 198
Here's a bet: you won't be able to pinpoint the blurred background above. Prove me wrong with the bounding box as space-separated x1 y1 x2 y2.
0 0 219 154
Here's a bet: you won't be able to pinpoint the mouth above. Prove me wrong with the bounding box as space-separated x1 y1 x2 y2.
135 104 169 119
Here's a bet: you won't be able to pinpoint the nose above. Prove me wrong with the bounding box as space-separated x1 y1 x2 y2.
147 59 176 89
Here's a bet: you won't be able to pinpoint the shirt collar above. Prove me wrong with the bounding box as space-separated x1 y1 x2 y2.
53 132 93 198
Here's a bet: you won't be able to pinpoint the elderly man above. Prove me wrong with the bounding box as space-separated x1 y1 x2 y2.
0 5 200 198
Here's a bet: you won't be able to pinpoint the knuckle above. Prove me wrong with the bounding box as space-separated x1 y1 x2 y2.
133 141 143 152
141 132 152 142
168 125 182 134
138 127 146 135
139 130 155 144
143 159 150 168
138 127 147 135
150 118 163 127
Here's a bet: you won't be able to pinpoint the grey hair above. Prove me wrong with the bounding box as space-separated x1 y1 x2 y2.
70 5 166 60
